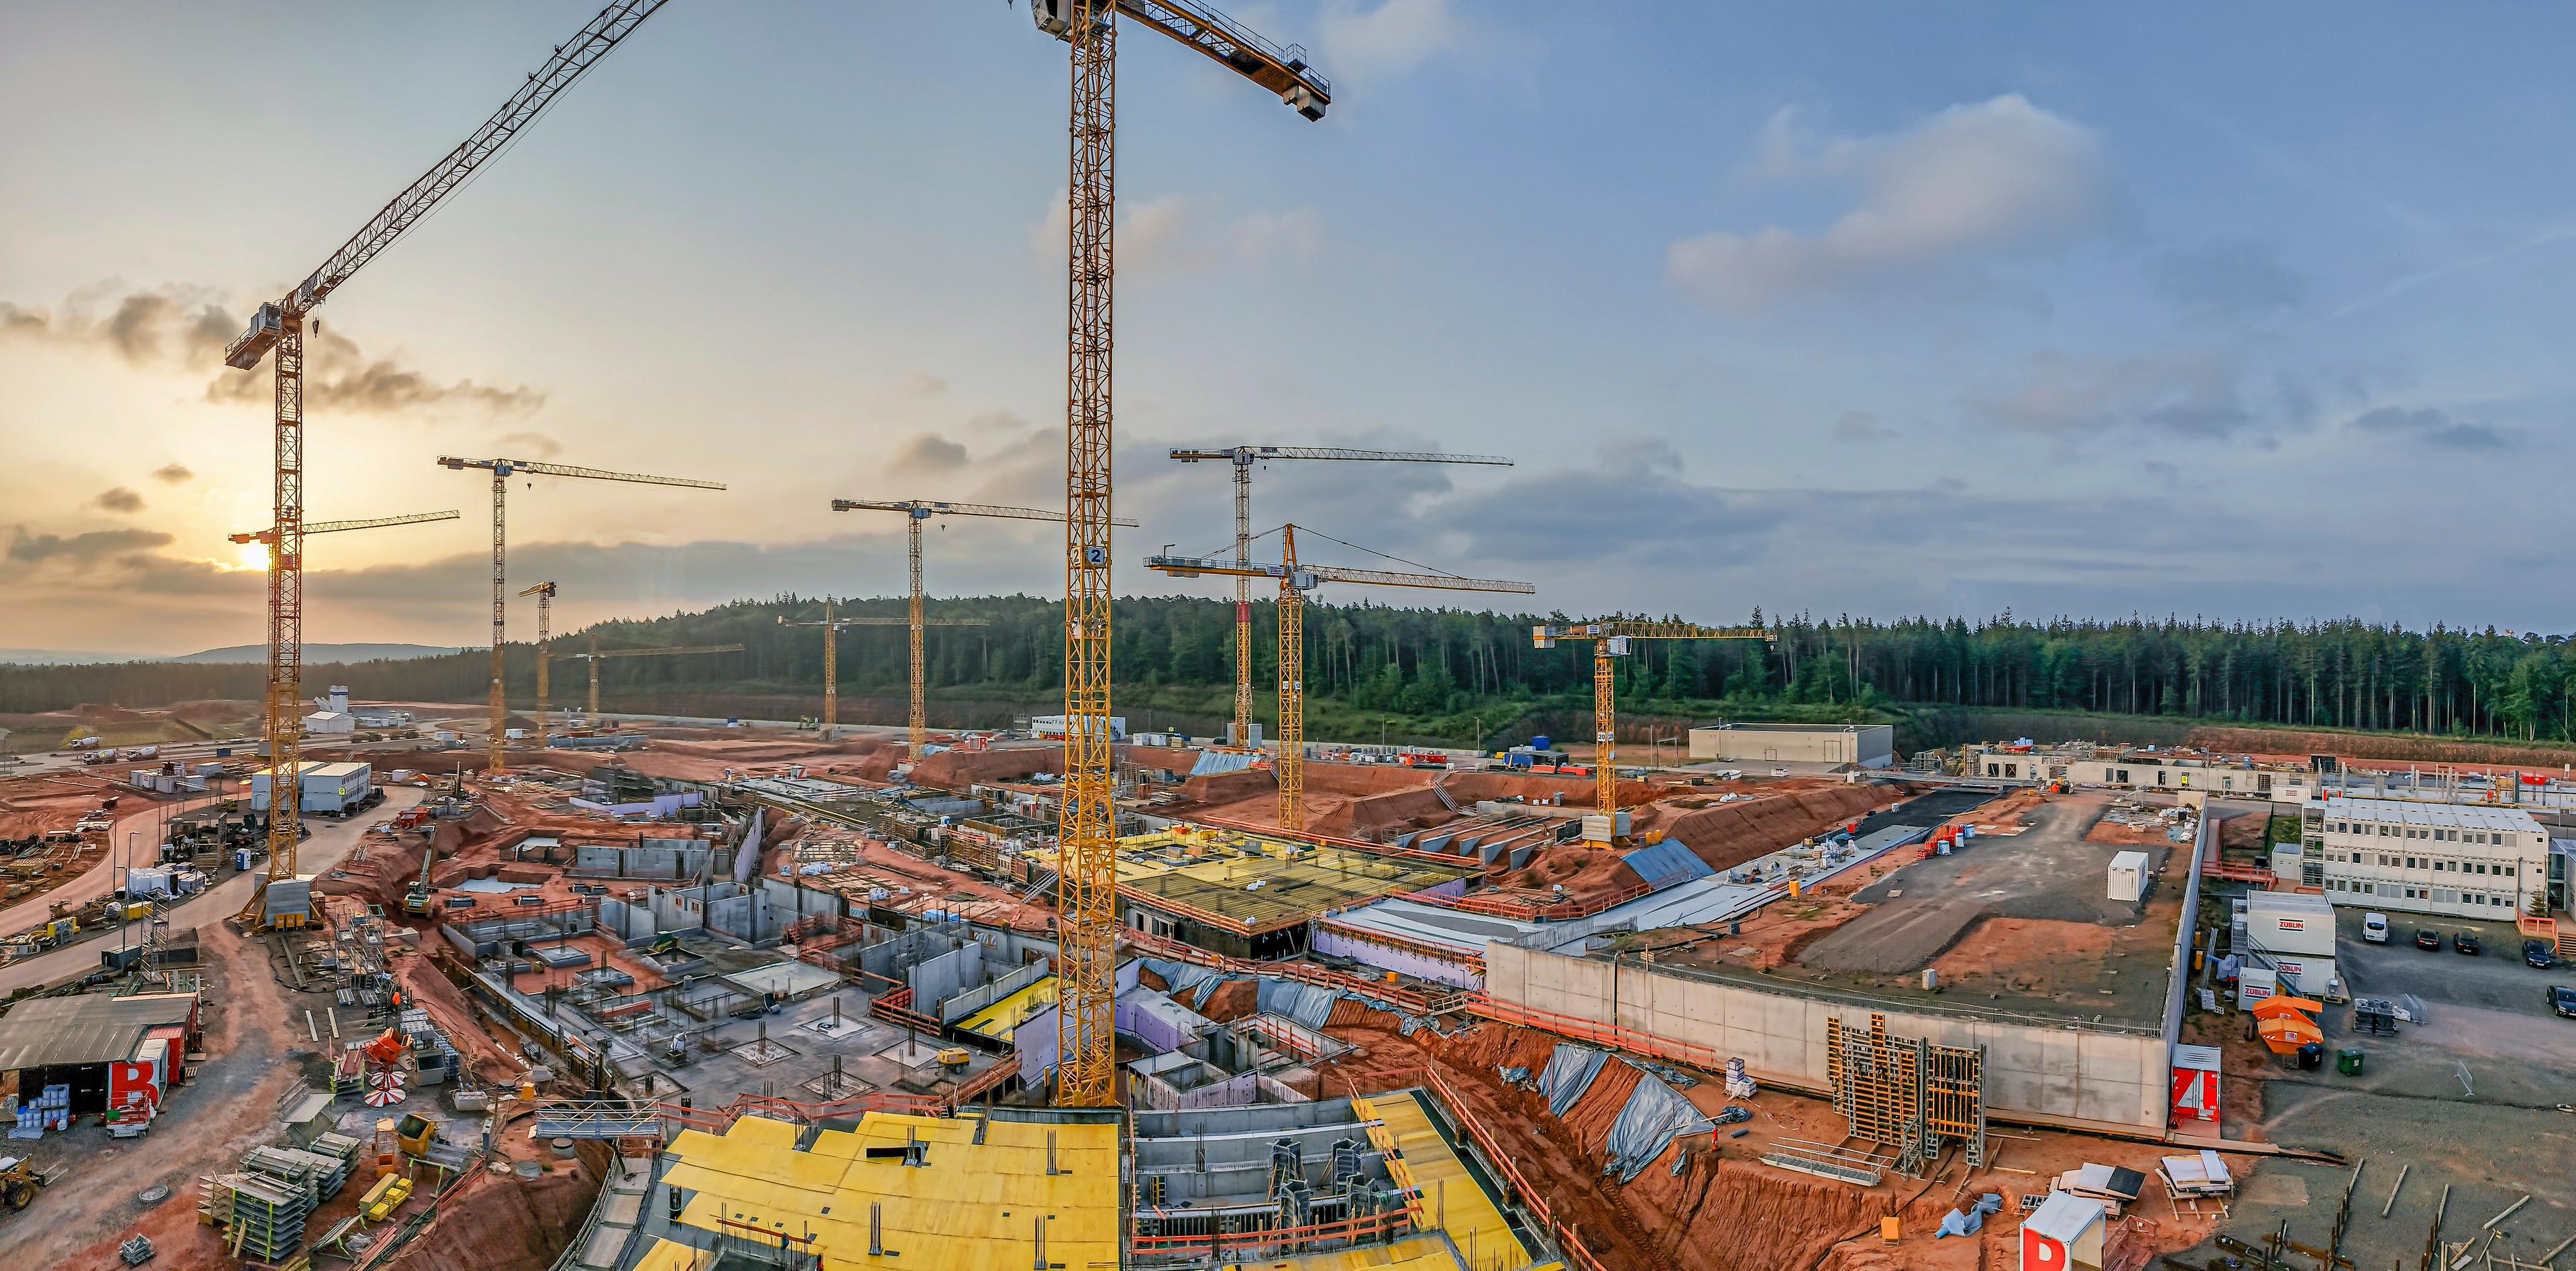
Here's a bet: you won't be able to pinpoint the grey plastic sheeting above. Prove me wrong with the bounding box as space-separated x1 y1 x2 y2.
1538 1043 1609 1119
1620 839 1714 891
1603 1067 1712 1182
1138 957 1234 1011
1257 979 1344 1030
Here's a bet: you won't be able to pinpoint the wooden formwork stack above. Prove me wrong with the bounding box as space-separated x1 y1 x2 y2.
1825 1012 1988 1177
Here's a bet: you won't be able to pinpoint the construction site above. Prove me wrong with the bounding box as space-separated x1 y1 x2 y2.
3 5 2573 1271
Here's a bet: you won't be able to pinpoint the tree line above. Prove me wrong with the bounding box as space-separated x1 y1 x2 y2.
9 598 2576 744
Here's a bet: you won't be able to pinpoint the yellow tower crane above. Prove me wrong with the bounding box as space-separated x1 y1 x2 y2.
1148 526 1533 834
1533 620 1776 840
216 1 667 929
1169 446 1511 749
777 600 985 742
437 456 724 774
828 500 1128 760
1029 0 1333 1109
520 583 557 750
566 637 746 720
229 510 460 547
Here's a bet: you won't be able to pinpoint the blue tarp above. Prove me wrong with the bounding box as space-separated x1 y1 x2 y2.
1621 840 1714 891
1257 979 1344 1030
1538 1043 1609 1118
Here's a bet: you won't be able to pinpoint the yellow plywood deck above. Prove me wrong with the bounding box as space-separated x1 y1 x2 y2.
956 975 1059 1042
1030 829 1477 931
1354 1092 1552 1271
1222 1235 1492 1271
658 1112 1120 1271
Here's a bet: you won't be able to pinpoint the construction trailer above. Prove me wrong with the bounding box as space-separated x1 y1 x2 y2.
250 761 376 815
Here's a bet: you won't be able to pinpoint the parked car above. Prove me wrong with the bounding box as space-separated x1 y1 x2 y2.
2363 912 2390 944
2414 929 2443 950
2453 931 2482 956
2525 940 2557 969
2551 985 2576 1019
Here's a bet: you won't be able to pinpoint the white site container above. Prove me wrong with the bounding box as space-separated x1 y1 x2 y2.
2245 891 2337 957
2107 850 2149 903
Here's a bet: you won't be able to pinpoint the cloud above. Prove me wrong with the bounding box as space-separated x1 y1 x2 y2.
492 431 564 459
888 433 971 475
1320 0 1464 79
92 488 145 514
3 525 176 565
2148 237 2306 319
0 285 543 417
905 372 948 398
150 463 193 485
2349 405 2509 451
205 325 544 416
1668 95 2110 313
1030 192 1322 280
0 286 235 366
1831 411 1894 443
1964 350 2267 439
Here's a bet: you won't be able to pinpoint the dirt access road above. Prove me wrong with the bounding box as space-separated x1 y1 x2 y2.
0 793 221 935
0 787 424 1267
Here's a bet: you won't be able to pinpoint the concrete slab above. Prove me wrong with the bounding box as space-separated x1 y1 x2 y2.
722 960 839 1000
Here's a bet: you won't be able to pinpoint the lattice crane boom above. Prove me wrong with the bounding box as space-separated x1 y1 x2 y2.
439 455 724 775
1148 527 1532 832
1170 445 1511 748
217 3 666 929
1030 0 1330 1110
830 498 1122 761
1534 620 1776 830
779 601 985 740
228 510 461 543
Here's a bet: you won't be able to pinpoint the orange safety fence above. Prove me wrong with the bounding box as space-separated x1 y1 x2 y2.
1408 1064 1613 1271
1401 879 1655 923
867 985 943 1036
1182 814 1483 870
1464 994 1728 1072
944 1055 1018 1107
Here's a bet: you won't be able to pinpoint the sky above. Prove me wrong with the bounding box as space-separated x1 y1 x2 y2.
4 1 2575 657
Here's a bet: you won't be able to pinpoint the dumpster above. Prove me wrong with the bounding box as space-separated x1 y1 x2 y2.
2336 1048 2365 1076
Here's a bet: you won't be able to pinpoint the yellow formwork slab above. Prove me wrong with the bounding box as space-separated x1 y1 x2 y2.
660 1111 1122 1271
1220 1233 1492 1270
955 975 1059 1042
627 1237 704 1271
1353 1093 1545 1271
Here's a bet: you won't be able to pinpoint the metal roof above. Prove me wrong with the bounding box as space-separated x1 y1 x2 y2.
2312 797 2544 832
0 992 196 1071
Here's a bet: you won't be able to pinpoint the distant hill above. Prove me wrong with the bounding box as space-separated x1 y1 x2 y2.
170 643 470 665
0 649 154 665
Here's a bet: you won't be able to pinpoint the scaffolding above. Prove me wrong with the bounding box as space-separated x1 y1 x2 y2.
1825 1012 1987 1177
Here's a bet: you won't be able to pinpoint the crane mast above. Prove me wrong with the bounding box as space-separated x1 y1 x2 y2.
779 602 981 741
570 639 745 719
1534 620 1776 832
215 1 667 928
1146 529 1532 832
1032 0 1332 1110
439 456 723 773
830 499 1118 760
1171 445 1510 748
521 583 557 749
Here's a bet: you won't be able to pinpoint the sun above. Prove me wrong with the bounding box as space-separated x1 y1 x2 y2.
230 542 272 571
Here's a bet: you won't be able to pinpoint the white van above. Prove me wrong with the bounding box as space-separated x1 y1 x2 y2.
2363 912 2389 944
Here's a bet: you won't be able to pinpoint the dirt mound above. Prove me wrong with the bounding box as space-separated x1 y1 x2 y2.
1622 1157 1904 1271
911 747 1061 789
1198 979 1256 1021
1664 785 1890 872
2187 725 2576 768
1497 843 1646 897
388 1143 604 1271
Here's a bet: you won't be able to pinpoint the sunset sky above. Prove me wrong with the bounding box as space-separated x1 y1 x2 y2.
6 2 2575 657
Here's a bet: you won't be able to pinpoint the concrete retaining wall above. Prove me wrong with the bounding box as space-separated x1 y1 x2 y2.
1483 942 2169 1131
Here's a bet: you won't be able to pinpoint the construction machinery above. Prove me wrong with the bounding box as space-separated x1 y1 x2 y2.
0 1156 56 1212
777 600 983 743
436 456 724 773
1146 525 1532 833
1170 446 1510 748
565 637 745 720
1533 620 1775 838
402 834 439 917
217 3 668 931
1033 0 1331 1109
827 499 1128 758
520 582 557 750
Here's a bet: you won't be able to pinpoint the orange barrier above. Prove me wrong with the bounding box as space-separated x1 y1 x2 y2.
867 985 942 1036
1401 879 1654 922
1464 995 1727 1072
1131 1209 1411 1258
1411 1064 1613 1271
